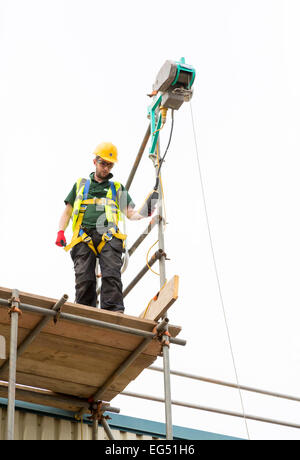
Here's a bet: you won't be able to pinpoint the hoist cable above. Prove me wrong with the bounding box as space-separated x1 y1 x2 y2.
189 101 251 441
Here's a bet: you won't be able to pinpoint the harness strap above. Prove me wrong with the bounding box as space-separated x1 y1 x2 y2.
96 229 127 254
82 198 116 206
64 210 98 253
65 225 126 255
78 179 91 237
65 179 127 255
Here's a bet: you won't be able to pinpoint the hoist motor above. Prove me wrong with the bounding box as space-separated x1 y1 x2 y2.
148 57 196 158
151 57 196 110
139 58 196 218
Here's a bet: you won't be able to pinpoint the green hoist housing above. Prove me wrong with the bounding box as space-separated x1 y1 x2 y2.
148 57 196 157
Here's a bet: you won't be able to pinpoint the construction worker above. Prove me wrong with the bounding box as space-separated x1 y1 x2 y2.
55 142 147 313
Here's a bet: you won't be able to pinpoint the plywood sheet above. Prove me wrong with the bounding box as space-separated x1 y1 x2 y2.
140 275 179 321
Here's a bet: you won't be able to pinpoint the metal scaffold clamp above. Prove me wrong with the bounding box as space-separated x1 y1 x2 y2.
86 399 116 440
88 400 110 422
8 290 22 317
53 305 63 324
152 317 171 355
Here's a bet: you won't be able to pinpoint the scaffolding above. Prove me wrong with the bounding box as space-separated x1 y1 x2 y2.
1 121 300 441
0 287 184 440
0 119 189 440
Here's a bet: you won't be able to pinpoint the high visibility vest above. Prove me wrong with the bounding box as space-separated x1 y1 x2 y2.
65 177 126 255
71 178 123 231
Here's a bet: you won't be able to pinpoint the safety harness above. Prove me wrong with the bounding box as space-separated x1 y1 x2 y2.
64 177 127 256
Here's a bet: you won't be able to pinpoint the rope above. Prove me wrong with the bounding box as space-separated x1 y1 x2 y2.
189 101 251 441
146 239 160 276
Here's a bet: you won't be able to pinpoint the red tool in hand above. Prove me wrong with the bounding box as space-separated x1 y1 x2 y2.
55 230 67 247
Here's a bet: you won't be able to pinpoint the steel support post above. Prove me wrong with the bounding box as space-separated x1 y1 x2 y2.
162 342 172 440
92 416 99 440
156 137 173 440
6 289 21 440
101 416 115 440
157 168 167 287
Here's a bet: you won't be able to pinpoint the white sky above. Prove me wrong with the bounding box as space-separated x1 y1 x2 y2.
1 0 300 440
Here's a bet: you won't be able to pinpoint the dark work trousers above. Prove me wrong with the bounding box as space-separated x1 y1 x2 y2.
70 229 124 312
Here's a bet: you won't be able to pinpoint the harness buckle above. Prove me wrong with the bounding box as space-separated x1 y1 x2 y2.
102 232 113 242
82 234 92 243
102 226 117 242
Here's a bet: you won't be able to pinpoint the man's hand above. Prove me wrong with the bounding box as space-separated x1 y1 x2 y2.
126 207 144 220
55 230 67 247
137 190 159 217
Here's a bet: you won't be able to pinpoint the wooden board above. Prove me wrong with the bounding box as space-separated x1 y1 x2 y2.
139 276 179 321
0 381 90 413
0 287 182 413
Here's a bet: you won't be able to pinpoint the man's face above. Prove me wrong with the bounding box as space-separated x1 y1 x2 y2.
93 157 114 180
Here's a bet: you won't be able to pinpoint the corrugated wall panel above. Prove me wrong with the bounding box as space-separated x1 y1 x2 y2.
0 407 161 440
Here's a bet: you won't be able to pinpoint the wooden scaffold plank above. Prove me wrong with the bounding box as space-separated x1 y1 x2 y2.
0 286 184 412
140 275 179 321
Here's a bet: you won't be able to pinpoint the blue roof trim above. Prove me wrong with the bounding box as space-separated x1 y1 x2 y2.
0 397 242 440
106 412 241 440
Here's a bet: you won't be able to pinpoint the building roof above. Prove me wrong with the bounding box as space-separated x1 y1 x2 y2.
0 397 242 440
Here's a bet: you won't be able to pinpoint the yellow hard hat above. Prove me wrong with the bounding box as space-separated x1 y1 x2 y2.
93 142 118 163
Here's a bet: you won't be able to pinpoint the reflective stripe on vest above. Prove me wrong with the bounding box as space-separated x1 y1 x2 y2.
72 178 88 232
105 180 122 226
